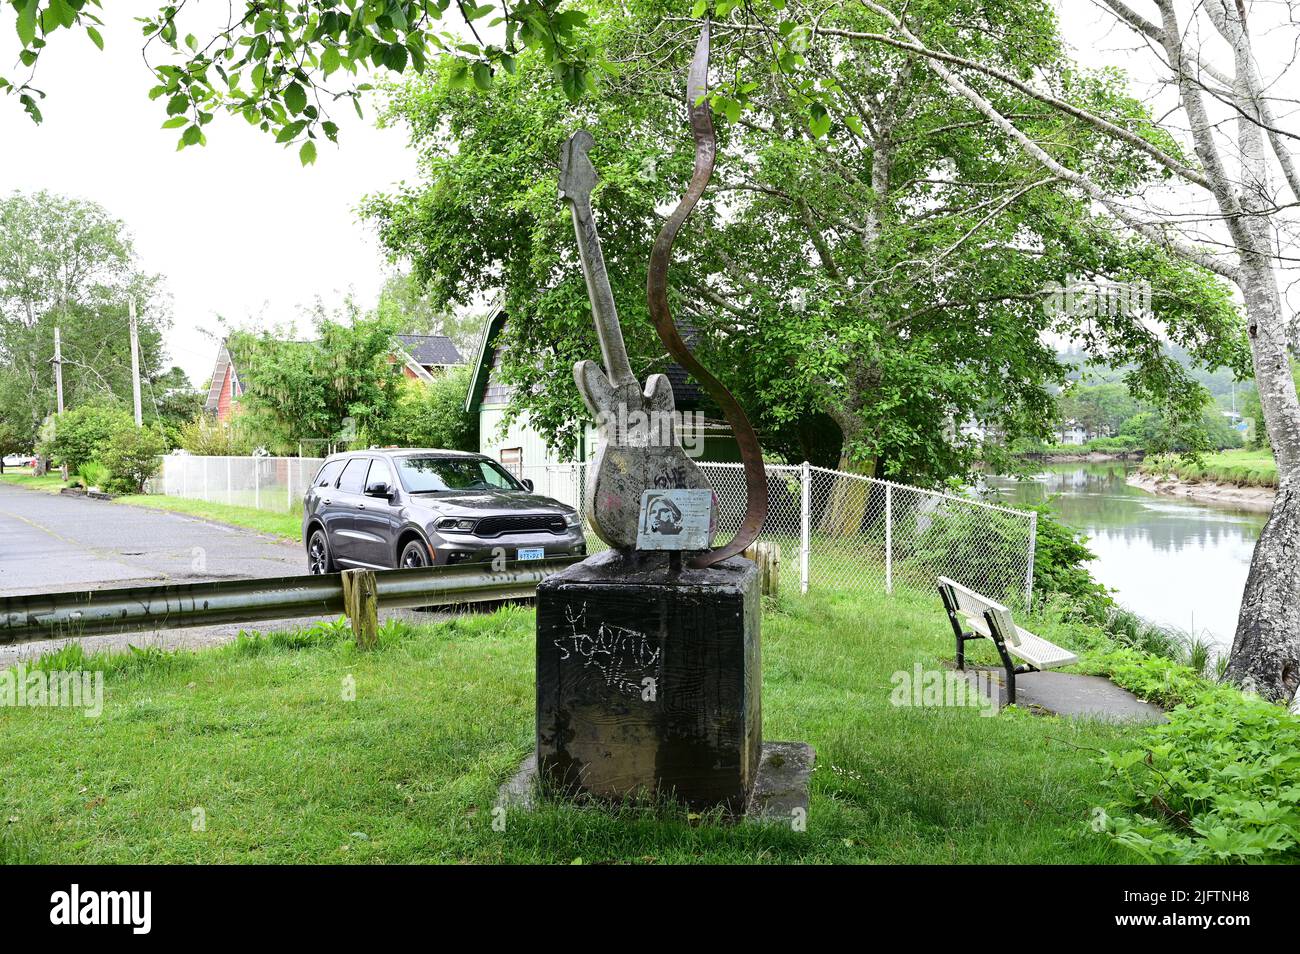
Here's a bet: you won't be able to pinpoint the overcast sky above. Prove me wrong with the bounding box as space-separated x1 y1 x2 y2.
3 2 1295 391
1 5 417 388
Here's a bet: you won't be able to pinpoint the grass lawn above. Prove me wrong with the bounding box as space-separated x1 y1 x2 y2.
0 586 1139 864
113 493 302 540
0 469 66 493
1140 448 1278 487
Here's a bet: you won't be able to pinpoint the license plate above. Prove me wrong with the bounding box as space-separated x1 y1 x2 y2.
517 547 545 561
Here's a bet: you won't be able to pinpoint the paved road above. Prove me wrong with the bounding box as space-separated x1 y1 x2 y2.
0 483 444 665
0 481 305 595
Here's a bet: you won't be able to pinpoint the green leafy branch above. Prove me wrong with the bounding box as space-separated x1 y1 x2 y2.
3 0 595 163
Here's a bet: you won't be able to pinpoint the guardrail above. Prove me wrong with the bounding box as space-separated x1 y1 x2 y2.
0 557 580 647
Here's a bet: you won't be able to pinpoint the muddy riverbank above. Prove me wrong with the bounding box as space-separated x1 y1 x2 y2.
1127 472 1275 512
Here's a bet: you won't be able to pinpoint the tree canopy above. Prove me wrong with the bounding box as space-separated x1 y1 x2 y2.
364 0 1247 487
0 190 170 448
226 304 404 453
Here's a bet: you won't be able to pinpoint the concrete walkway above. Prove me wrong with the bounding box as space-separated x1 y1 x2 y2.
962 666 1166 723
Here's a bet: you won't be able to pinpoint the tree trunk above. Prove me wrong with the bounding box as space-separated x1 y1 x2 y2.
1227 476 1300 702
1226 259 1300 704
817 453 877 537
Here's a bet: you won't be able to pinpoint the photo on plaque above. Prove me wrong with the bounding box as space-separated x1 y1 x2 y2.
636 489 714 551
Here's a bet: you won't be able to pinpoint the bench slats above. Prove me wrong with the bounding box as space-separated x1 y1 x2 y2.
943 577 1078 672
1010 630 1078 670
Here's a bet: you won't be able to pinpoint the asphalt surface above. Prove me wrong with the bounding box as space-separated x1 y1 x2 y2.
0 481 305 594
0 482 443 665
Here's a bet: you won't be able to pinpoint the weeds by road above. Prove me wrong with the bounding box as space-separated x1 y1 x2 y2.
114 494 301 540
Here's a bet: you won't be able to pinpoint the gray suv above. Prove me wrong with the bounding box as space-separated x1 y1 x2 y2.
302 449 586 573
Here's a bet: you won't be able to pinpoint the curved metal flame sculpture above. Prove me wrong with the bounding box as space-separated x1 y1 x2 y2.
647 21 768 568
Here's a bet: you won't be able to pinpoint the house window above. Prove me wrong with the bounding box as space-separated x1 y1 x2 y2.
500 447 523 478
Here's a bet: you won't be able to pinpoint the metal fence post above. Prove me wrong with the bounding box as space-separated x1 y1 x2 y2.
1024 510 1038 610
800 461 810 594
287 458 293 511
885 483 893 594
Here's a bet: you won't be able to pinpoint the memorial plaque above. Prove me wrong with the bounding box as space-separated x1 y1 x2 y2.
635 489 714 551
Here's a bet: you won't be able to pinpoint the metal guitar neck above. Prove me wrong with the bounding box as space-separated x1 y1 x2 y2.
568 202 637 389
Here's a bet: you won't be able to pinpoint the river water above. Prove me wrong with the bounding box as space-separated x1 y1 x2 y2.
987 462 1267 652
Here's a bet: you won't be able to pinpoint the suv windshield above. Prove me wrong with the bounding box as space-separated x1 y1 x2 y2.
396 456 523 494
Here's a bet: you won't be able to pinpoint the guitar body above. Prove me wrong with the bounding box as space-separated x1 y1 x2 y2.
575 361 714 551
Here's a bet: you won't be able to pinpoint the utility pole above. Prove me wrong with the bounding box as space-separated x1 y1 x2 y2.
129 297 143 426
52 326 65 414
52 325 66 481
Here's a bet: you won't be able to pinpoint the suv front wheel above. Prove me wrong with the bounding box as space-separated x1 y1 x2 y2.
399 539 430 569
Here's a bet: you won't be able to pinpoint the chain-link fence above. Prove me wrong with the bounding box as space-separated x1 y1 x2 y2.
522 461 1038 608
150 455 325 513
148 454 1037 606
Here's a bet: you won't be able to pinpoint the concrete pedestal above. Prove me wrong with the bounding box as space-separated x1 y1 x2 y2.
535 549 761 811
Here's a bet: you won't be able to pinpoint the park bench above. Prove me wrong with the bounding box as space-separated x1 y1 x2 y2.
936 576 1078 705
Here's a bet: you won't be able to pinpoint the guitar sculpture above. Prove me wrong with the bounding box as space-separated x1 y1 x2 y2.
560 129 712 551
559 20 767 566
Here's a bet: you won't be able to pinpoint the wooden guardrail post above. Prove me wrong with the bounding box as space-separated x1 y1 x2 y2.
742 541 780 596
342 568 379 650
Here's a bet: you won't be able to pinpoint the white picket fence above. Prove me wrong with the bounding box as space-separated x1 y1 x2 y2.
150 455 1037 607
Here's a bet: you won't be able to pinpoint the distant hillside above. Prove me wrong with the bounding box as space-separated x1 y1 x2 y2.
1055 343 1254 411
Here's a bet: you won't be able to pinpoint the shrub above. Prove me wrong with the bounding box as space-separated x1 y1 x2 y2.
177 413 260 456
1083 435 1139 454
76 461 111 491
99 424 167 493
361 368 477 451
1097 696 1300 863
38 405 134 473
1024 504 1112 608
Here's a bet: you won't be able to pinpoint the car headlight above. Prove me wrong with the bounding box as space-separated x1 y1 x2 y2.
564 510 582 528
437 518 478 532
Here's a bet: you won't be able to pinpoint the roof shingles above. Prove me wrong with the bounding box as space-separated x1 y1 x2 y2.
397 334 462 367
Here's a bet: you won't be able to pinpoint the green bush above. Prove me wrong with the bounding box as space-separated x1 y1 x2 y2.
1083 435 1139 454
99 424 167 494
360 368 477 451
177 414 260 456
1024 504 1112 607
38 405 134 473
1097 697 1300 863
1029 598 1298 863
895 502 1031 604
894 499 1107 608
76 461 111 491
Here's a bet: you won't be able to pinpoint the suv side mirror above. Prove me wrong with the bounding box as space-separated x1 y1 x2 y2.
365 481 392 499
521 478 535 492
